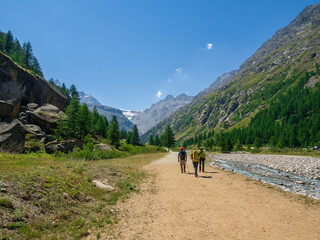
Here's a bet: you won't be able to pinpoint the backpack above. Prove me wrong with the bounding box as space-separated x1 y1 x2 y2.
200 149 205 158
192 150 199 162
180 151 186 160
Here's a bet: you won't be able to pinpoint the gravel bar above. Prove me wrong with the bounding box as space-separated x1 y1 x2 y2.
208 153 320 180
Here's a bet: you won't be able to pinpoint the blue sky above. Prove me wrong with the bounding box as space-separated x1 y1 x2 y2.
0 0 318 110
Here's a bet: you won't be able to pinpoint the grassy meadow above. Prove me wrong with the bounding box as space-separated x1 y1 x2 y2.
0 150 167 239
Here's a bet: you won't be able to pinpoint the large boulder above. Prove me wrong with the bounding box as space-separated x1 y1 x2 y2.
44 140 74 154
25 124 45 137
0 119 27 153
27 104 66 133
0 52 68 120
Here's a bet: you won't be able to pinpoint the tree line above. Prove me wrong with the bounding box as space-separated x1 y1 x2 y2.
148 125 176 151
53 83 145 148
0 30 43 76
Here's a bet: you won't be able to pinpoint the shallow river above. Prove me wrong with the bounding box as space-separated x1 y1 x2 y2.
210 159 320 200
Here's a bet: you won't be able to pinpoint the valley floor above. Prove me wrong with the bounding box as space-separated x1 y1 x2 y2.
89 152 320 240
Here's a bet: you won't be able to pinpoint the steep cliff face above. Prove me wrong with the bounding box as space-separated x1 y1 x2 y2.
0 52 68 120
141 3 320 142
130 94 194 134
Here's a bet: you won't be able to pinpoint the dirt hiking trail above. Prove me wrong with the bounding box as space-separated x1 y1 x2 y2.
91 152 320 240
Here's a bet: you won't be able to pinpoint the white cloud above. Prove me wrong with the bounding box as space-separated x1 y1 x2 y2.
175 67 183 74
168 79 172 82
156 90 162 98
206 43 213 50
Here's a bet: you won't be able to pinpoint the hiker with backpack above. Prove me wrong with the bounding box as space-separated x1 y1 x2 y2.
199 147 206 172
178 147 187 173
190 148 199 177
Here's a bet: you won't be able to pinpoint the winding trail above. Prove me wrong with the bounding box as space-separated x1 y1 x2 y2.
94 152 320 240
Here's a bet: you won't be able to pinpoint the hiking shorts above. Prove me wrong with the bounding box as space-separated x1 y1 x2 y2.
180 160 186 166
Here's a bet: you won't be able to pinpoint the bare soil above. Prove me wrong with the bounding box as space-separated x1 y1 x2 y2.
92 152 320 240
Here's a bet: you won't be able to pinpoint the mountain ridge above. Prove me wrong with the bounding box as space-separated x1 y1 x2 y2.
79 91 134 131
129 94 194 134
141 3 320 143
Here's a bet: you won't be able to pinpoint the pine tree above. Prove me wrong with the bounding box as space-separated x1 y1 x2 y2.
69 84 79 100
30 57 43 76
162 125 175 151
108 115 120 148
65 97 80 138
130 125 140 146
268 136 276 147
254 137 262 148
92 106 99 126
126 131 132 144
55 116 68 140
154 135 161 146
148 135 154 145
277 134 287 148
5 30 13 54
22 41 33 69
225 137 233 152
78 103 92 139
218 136 226 153
234 139 243 151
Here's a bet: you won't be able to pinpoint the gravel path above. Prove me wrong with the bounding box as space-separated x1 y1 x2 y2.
87 152 320 240
209 153 320 180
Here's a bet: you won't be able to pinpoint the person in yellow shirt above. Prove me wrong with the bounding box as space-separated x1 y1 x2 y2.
191 148 199 177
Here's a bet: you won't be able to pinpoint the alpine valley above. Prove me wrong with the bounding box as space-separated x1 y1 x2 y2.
141 3 320 147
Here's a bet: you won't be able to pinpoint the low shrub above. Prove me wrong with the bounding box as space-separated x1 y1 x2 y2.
0 196 14 209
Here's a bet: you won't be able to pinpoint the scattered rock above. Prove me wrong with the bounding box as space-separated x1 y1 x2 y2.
96 143 112 151
63 192 72 200
44 140 74 154
92 179 115 191
68 138 84 149
209 153 320 180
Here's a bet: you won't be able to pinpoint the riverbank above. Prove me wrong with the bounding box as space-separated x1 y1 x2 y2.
209 153 320 180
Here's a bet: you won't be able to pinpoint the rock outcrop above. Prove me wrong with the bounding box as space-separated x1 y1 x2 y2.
0 52 68 120
0 119 27 153
26 104 66 133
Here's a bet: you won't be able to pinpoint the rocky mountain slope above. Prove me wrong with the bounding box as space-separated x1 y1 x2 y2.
196 69 238 98
79 91 102 106
142 3 320 143
129 94 193 134
79 92 134 132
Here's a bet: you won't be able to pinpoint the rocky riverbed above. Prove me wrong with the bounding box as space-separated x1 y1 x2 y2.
208 153 320 180
208 153 320 200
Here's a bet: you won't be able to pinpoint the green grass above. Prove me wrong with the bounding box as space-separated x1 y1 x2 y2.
0 196 14 209
0 151 167 239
